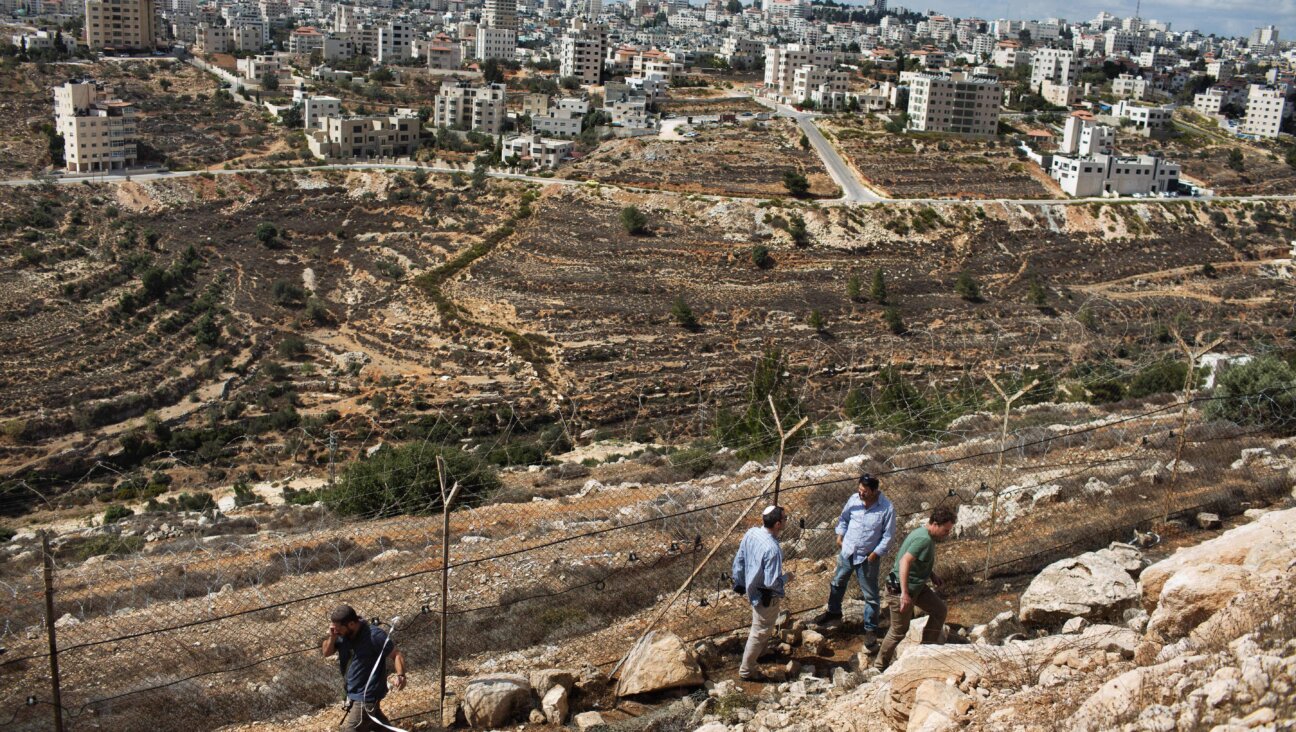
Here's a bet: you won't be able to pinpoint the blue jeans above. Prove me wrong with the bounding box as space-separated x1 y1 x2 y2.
826 552 881 631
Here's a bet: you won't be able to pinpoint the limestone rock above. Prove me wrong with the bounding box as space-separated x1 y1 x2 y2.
877 645 987 729
907 680 973 732
573 711 605 730
529 709 546 725
893 616 948 661
1068 655 1206 732
541 684 569 725
1061 617 1089 634
801 629 830 656
461 673 532 728
969 611 1021 645
1146 563 1253 642
1019 550 1138 626
529 668 577 694
615 631 704 697
1195 512 1222 530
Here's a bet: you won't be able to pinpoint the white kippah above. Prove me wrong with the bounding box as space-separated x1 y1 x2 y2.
762 505 780 516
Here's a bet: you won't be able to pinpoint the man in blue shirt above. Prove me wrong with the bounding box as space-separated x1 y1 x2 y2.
813 474 895 649
323 604 407 731
731 505 795 681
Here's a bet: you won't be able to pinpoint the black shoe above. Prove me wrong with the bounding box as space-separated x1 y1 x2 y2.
812 611 843 625
863 630 879 650
739 670 769 682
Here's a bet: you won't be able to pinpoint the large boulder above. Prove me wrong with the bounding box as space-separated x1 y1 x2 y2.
462 673 533 728
529 668 578 695
1146 564 1253 642
907 680 974 732
1067 655 1208 732
1019 550 1138 627
1139 508 1296 611
878 645 988 729
614 631 704 697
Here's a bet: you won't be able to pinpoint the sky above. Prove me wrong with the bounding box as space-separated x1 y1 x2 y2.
879 0 1295 38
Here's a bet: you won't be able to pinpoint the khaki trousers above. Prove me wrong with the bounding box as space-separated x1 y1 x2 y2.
872 585 946 670
740 597 781 678
340 700 390 731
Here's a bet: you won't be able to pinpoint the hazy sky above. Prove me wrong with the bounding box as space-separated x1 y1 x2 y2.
879 0 1293 38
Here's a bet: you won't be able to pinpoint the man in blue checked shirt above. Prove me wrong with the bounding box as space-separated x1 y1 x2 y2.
731 505 795 681
812 473 895 649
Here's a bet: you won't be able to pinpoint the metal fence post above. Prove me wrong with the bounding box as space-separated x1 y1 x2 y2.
41 531 65 732
437 457 461 726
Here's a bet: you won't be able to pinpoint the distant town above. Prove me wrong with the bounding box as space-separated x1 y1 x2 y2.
5 0 1294 199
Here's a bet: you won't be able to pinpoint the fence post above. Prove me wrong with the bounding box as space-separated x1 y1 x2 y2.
981 374 1037 581
436 457 461 726
41 531 65 732
1166 333 1224 524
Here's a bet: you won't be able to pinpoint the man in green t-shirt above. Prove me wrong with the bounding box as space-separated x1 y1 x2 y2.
872 507 956 671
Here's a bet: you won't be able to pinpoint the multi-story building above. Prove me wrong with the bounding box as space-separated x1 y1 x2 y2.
991 40 1028 68
377 20 414 63
1051 153 1180 197
193 22 230 53
720 36 763 68
1030 48 1076 93
1136 47 1176 69
531 97 586 137
84 0 158 51
288 25 324 54
1206 60 1234 81
1040 80 1078 107
301 95 341 129
1112 100 1173 130
475 27 515 60
434 80 506 134
763 42 833 96
1241 84 1287 139
1112 73 1149 100
1059 112 1114 156
1104 28 1147 56
322 35 354 61
417 34 461 69
559 22 606 86
481 0 516 30
53 81 138 173
306 111 421 159
1193 85 1247 117
501 134 574 168
905 72 1001 138
1250 25 1279 49
793 64 848 107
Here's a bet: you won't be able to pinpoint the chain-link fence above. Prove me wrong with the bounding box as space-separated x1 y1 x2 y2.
1 380 1293 730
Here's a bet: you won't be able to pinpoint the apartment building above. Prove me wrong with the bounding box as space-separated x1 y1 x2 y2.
906 72 1001 138
1059 112 1114 156
434 80 506 134
1029 48 1076 93
991 40 1028 68
1112 74 1149 100
53 81 138 173
306 111 420 159
377 20 414 63
559 22 606 86
764 43 833 96
1051 153 1180 197
84 0 158 51
1206 60 1234 82
1241 84 1287 139
720 36 763 67
531 97 587 138
793 64 848 108
1112 100 1173 130
416 34 460 69
1040 80 1078 107
502 134 574 168
302 95 341 129
475 27 515 60
288 25 324 54
1104 28 1148 56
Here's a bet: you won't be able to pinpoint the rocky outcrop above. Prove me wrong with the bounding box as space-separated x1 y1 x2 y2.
614 631 704 697
1145 563 1253 642
1018 545 1141 626
461 674 532 728
541 684 569 725
906 680 974 732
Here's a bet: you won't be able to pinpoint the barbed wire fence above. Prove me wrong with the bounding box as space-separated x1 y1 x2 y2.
1 356 1294 731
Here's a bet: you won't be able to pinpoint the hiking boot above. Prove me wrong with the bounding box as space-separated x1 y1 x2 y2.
812 610 842 625
739 669 770 683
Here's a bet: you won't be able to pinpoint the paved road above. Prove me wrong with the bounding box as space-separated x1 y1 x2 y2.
0 163 585 189
752 97 883 203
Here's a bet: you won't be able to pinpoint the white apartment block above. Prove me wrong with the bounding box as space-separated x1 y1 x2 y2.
306 111 420 159
906 72 1001 138
1250 25 1279 48
720 36 763 67
193 22 229 53
434 81 506 134
482 0 517 30
1060 113 1114 156
1050 153 1180 197
991 41 1029 68
604 83 653 129
1241 84 1287 139
1193 86 1246 117
502 135 573 168
764 43 833 96
237 53 282 82
302 95 341 129
1104 29 1147 56
54 81 138 173
531 97 586 138
377 21 414 63
1112 74 1149 100
322 35 354 61
416 35 460 69
1206 60 1234 81
1112 100 1173 130
560 24 606 86
1136 47 1176 69
1040 81 1078 107
85 0 158 51
793 64 847 106
287 25 324 54
1030 48 1076 93
475 27 515 60
12 30 75 51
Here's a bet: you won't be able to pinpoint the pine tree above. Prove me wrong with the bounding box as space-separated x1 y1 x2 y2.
846 274 862 302
870 268 887 304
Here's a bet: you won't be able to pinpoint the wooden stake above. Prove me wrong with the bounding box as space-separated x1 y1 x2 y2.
981 374 1038 581
436 456 461 726
1165 332 1224 524
41 531 64 732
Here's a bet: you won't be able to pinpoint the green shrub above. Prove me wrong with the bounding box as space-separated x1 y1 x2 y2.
671 296 699 330
324 443 500 517
883 307 905 335
870 268 888 304
278 335 308 359
233 480 264 507
750 245 773 269
667 446 714 477
103 504 133 523
282 486 321 505
713 348 802 458
69 535 144 560
620 205 648 235
1205 356 1296 433
955 271 982 301
0 527 14 543
782 170 810 197
1127 360 1193 399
